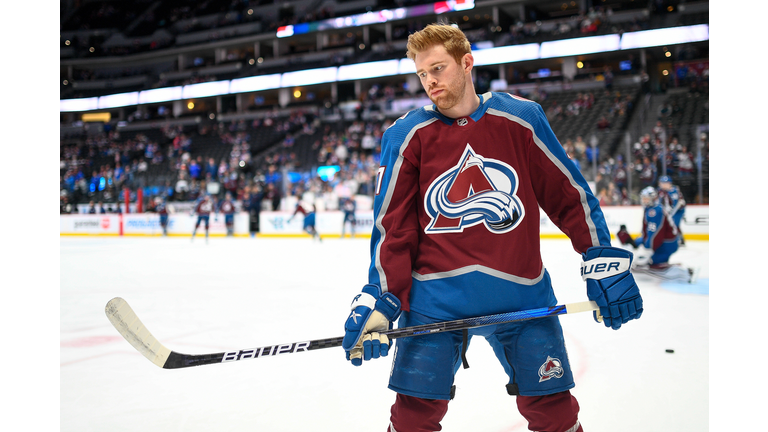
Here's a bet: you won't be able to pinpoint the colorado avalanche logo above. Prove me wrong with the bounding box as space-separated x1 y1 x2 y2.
538 356 565 382
424 144 524 234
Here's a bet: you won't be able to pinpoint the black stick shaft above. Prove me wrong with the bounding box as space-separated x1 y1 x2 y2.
158 301 598 369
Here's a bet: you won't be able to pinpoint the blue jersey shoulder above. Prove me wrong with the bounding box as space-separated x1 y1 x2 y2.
382 107 436 145
485 92 546 125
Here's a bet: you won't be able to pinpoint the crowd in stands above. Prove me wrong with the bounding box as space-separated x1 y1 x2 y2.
61 1 709 215
61 79 709 218
61 0 688 96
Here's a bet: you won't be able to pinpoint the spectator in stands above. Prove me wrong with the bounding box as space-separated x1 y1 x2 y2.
613 159 628 192
602 66 614 90
638 156 657 189
244 184 265 236
597 116 611 130
175 172 190 201
60 196 74 214
265 183 281 212
335 140 349 164
189 158 201 180
205 157 218 180
676 145 695 177
264 164 281 186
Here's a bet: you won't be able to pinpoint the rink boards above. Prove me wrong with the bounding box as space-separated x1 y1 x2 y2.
60 205 709 240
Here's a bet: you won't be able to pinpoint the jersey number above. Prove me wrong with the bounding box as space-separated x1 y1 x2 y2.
375 166 386 195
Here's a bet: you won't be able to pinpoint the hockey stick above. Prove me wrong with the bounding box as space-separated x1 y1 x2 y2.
105 297 600 370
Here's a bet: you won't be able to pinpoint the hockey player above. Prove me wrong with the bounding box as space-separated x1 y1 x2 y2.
342 24 642 432
657 175 686 244
616 187 695 283
191 194 214 242
288 201 321 241
340 197 357 239
154 196 169 236
218 192 236 237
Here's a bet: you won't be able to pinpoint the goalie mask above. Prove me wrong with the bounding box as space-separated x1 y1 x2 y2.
640 186 658 207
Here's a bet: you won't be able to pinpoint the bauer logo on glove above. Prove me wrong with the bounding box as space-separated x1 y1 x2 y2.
582 246 643 330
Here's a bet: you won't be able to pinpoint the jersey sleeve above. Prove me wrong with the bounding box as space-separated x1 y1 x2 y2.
367 121 423 312
525 102 611 253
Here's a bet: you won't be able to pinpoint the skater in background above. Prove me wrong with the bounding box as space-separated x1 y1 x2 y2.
617 186 695 283
218 192 236 237
342 23 642 432
657 175 686 245
244 184 265 237
152 196 170 236
191 194 214 242
340 196 357 239
288 201 322 241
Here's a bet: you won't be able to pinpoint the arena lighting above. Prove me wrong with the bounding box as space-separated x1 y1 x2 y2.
59 24 709 113
337 60 400 81
434 0 474 14
398 58 417 74
280 67 337 87
276 25 295 38
276 1 473 38
229 74 282 93
98 91 139 109
182 81 231 99
539 34 621 58
138 86 183 104
81 112 111 122
619 24 709 50
60 97 99 112
472 43 540 66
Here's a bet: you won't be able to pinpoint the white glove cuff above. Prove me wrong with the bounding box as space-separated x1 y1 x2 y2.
581 257 630 281
350 292 376 310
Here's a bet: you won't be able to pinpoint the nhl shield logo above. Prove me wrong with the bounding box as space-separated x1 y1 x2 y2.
538 356 565 382
424 144 524 234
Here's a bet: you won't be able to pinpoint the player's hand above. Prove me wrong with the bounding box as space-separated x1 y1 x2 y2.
342 284 401 366
582 246 643 330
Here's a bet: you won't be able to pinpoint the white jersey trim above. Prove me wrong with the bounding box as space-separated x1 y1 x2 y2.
373 116 440 293
413 264 545 285
485 107 601 247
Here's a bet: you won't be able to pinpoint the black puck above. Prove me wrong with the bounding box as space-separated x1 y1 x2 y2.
665 349 674 353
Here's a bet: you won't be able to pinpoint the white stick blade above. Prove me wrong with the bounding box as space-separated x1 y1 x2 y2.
105 298 171 368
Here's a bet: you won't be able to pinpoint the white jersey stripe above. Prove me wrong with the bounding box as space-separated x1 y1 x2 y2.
413 264 545 285
485 107 601 247
373 117 439 293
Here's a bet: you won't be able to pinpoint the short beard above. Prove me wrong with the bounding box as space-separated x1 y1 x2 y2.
430 72 466 113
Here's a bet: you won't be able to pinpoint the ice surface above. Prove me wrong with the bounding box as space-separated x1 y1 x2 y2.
60 236 710 431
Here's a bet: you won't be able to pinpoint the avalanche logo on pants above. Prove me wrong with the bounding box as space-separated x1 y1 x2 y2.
424 144 524 234
538 356 565 382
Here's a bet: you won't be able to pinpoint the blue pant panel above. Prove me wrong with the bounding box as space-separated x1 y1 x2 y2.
388 310 575 400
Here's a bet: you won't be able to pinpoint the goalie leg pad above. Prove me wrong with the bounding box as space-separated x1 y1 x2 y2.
517 390 583 432
389 393 449 432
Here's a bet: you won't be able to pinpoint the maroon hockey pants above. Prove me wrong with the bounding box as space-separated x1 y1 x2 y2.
388 391 582 432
